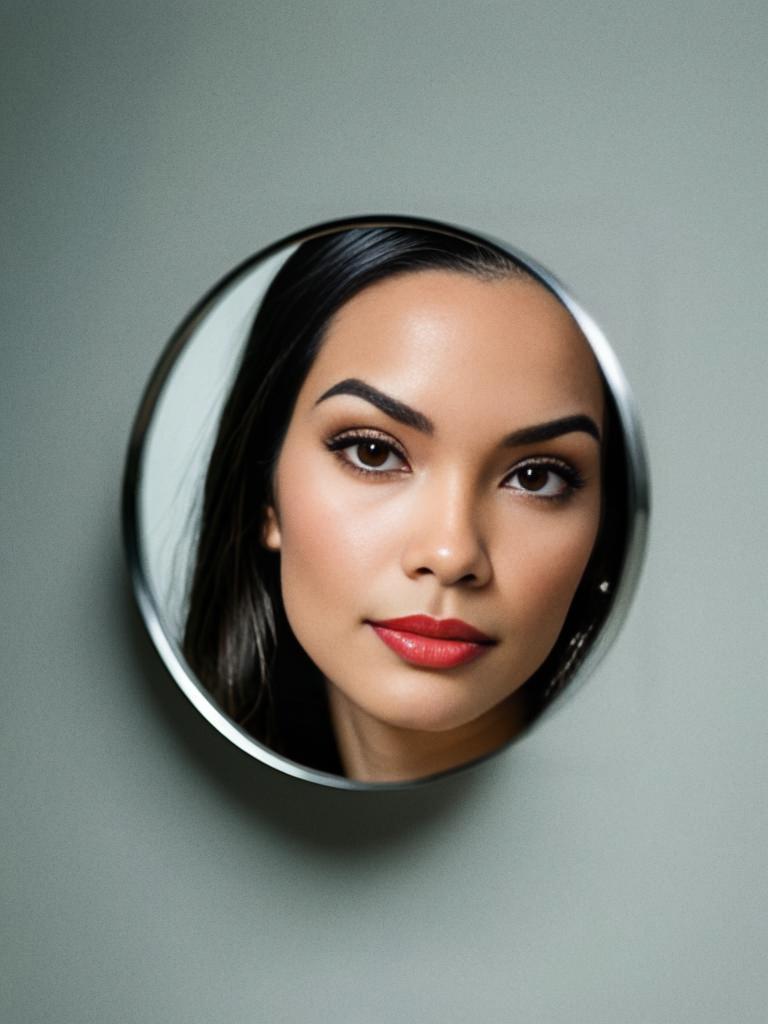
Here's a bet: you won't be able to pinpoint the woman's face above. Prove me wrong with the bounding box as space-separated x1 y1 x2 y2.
264 269 604 743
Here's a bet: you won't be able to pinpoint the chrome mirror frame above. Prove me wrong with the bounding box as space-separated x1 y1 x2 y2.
122 214 650 790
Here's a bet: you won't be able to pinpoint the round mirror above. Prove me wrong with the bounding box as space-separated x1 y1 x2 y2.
123 215 649 789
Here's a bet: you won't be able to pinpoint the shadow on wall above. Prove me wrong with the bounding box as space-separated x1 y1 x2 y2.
115 561 504 857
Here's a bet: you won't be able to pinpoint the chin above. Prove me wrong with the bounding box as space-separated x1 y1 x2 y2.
359 678 495 734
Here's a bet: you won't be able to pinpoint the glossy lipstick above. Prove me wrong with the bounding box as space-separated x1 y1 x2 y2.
368 615 495 670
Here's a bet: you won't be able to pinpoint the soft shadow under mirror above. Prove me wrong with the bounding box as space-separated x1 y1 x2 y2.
124 215 649 791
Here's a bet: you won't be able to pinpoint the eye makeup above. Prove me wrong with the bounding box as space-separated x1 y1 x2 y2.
502 456 586 502
325 428 410 479
325 426 589 502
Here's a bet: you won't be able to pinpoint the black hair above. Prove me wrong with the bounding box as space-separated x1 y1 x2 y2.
182 226 628 774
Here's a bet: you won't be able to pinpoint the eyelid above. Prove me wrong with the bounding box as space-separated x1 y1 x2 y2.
501 455 586 498
505 454 576 473
327 426 408 456
325 427 411 475
324 432 587 494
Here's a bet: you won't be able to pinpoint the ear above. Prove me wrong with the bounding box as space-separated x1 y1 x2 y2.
262 504 282 551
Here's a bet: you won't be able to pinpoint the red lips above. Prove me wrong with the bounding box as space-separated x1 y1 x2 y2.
368 615 495 669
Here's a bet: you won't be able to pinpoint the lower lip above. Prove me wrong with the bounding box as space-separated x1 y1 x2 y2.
370 625 492 669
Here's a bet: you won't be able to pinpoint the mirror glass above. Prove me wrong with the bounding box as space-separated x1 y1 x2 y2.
124 216 649 789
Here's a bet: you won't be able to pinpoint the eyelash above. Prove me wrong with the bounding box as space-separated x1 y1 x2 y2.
324 430 586 501
502 456 586 502
326 429 409 478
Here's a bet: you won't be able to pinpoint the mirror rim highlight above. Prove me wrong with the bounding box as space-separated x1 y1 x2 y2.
122 213 650 791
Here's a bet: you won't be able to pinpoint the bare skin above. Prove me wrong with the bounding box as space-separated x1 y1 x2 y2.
264 269 604 782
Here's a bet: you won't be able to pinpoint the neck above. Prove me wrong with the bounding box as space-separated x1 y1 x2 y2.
326 685 528 783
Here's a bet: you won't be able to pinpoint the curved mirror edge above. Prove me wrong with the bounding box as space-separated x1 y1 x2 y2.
122 214 651 791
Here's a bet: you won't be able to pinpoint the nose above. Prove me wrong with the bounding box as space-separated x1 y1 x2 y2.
400 475 492 588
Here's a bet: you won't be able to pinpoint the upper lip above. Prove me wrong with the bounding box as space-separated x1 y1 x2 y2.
368 615 495 644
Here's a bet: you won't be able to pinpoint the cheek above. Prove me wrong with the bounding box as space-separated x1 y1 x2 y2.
273 450 395 638
278 468 338 605
496 508 599 637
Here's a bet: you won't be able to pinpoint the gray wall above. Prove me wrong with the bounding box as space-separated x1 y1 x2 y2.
3 3 766 1021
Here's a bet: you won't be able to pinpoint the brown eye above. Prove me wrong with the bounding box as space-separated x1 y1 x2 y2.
518 465 549 491
328 433 409 474
357 441 390 467
504 459 581 499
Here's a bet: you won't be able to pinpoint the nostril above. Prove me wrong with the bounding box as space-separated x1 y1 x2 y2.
402 529 491 587
415 564 478 584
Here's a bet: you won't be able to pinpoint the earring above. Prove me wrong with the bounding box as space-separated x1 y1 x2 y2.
543 622 596 701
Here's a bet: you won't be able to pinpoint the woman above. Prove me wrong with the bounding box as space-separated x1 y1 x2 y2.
183 225 628 782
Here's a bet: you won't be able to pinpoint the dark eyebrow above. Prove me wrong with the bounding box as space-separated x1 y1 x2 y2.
502 415 601 446
315 378 434 434
315 379 600 445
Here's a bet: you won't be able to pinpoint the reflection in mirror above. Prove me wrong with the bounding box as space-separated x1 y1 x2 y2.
125 217 649 789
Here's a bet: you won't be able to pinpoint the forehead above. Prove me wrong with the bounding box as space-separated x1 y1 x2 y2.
304 269 604 425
